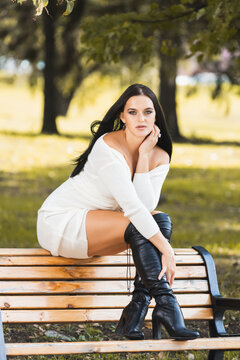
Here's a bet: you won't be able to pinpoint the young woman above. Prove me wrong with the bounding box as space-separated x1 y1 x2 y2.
37 84 199 340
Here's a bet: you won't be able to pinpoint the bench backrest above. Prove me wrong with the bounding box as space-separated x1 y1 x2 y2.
0 248 213 324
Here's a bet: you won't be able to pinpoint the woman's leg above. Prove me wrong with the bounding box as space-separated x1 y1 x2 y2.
86 210 162 257
115 211 173 340
125 213 200 340
86 210 130 256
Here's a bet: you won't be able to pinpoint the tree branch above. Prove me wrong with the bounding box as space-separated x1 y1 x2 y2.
130 3 207 25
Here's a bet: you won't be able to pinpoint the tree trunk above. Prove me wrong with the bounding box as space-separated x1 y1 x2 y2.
159 53 183 141
55 88 74 117
41 1 58 134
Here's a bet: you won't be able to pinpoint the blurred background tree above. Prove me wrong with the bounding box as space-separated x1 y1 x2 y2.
0 0 130 133
2 0 240 139
1 0 89 133
80 0 240 140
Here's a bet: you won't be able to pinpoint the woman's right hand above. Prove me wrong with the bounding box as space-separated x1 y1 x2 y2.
138 124 160 156
149 231 176 287
158 247 176 287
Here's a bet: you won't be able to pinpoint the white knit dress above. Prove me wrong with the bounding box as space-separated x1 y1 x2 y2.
37 134 169 258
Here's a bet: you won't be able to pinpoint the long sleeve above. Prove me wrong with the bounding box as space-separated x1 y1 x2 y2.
133 164 169 211
98 161 160 239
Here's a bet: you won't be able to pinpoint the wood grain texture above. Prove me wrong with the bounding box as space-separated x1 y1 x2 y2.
1 307 213 323
0 248 199 256
0 293 212 309
5 337 240 355
0 255 203 266
0 279 209 294
0 266 207 280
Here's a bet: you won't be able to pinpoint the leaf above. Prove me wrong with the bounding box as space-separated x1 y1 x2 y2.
35 0 48 16
17 0 28 4
196 8 206 20
36 4 44 16
169 4 187 15
197 53 204 63
150 3 159 11
63 0 74 16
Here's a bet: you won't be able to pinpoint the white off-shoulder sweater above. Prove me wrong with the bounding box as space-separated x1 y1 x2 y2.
38 134 169 255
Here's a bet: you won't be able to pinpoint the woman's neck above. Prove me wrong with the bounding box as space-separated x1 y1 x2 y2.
123 130 144 156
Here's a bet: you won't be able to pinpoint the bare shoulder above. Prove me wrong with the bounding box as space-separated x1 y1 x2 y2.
151 146 170 167
103 131 123 150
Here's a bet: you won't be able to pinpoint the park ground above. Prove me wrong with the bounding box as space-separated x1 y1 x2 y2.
0 76 240 359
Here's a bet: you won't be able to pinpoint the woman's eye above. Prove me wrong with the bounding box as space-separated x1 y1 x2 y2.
129 111 136 115
145 111 153 115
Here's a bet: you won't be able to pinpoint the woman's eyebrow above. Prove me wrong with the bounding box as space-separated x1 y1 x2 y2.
127 107 154 111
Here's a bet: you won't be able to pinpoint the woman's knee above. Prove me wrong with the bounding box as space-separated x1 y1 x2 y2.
152 211 172 241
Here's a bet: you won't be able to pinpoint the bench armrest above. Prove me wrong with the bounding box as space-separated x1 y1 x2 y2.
212 296 240 337
213 296 240 311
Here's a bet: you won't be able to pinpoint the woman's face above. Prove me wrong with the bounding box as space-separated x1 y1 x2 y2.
120 95 156 138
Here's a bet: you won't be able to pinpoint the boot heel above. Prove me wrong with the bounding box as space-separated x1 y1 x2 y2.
152 317 162 339
115 312 125 335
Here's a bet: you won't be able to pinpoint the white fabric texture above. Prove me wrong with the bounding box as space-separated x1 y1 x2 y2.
37 133 169 258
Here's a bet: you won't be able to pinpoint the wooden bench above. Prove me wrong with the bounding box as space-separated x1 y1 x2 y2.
0 246 239 360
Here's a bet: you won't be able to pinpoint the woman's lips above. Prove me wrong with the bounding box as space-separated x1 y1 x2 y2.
136 126 147 129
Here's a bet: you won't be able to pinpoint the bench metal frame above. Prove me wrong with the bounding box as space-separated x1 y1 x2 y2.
193 246 240 360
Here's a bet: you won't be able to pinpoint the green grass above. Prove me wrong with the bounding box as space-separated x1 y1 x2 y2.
0 76 240 360
162 167 240 256
1 164 239 257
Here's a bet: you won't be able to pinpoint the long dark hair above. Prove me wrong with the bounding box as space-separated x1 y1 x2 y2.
71 83 172 177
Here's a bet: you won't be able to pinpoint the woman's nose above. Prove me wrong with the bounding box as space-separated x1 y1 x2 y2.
138 113 145 122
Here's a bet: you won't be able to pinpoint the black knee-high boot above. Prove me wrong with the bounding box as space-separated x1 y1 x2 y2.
124 213 200 340
115 213 172 340
115 273 151 339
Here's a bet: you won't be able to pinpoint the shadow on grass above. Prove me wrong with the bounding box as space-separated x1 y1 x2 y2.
1 130 240 147
173 134 240 146
0 130 92 141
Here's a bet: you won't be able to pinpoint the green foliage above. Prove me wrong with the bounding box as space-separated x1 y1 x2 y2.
63 0 74 16
82 13 153 64
34 0 49 16
79 0 240 74
188 0 240 60
12 0 240 80
15 0 71 16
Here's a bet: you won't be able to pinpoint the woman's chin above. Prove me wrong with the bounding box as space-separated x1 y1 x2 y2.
126 128 150 138
135 127 149 134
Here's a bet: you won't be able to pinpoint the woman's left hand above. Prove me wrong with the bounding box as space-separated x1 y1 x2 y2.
138 124 160 155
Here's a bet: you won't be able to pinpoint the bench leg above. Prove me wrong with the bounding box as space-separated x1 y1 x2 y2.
0 310 7 360
208 350 224 360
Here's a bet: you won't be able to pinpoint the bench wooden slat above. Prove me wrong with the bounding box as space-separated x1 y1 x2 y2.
0 254 203 266
1 307 213 323
0 248 199 256
0 247 238 358
0 294 212 309
5 337 240 356
0 279 209 294
0 266 207 280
